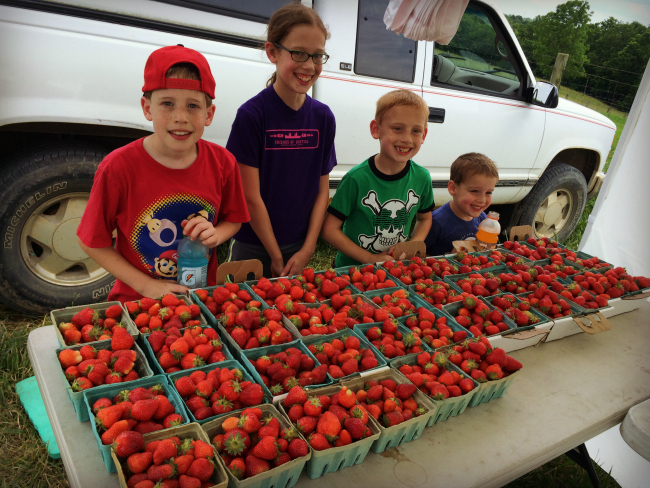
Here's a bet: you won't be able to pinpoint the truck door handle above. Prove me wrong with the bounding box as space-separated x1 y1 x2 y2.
428 107 445 123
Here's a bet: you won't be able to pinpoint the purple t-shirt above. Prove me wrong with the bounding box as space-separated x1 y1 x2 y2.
425 202 486 256
226 86 337 246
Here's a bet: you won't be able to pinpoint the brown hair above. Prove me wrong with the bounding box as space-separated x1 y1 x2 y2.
143 63 213 106
450 153 499 185
265 2 329 87
375 89 429 125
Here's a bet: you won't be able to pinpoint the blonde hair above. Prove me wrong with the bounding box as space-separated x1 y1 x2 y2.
450 152 499 185
143 63 213 106
265 2 329 87
375 89 429 125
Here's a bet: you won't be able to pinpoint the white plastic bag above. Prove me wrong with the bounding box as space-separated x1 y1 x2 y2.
383 0 469 44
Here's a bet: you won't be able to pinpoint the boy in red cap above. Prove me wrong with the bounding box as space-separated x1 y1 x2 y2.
78 45 250 303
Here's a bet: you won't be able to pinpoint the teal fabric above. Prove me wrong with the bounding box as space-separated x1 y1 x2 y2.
16 376 60 459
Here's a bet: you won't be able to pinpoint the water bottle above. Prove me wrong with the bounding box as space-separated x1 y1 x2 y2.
476 211 501 247
176 236 208 288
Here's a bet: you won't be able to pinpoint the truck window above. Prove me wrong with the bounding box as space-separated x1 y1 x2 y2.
154 0 292 22
354 0 417 83
431 5 522 97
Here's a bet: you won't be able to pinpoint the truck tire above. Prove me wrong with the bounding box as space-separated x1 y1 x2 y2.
515 162 587 242
0 144 114 315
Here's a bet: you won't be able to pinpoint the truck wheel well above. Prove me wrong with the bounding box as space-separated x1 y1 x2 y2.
0 122 150 167
548 148 600 188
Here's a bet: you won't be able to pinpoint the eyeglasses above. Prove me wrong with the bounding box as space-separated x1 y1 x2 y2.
273 43 329 65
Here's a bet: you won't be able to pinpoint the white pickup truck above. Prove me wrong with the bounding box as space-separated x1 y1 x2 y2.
0 0 616 313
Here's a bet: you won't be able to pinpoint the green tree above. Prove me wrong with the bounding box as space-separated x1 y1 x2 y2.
531 1 592 81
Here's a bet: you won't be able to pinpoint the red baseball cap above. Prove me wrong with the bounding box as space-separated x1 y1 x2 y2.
142 45 215 99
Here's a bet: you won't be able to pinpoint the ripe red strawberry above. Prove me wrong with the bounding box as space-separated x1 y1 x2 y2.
245 455 271 478
111 326 134 351
131 399 159 422
127 451 153 474
252 436 279 461
105 304 123 319
239 383 264 407
113 431 145 458
284 386 307 407
71 307 98 327
186 457 214 482
287 438 309 459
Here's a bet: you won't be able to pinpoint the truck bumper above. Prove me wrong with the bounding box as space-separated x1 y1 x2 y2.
587 171 605 200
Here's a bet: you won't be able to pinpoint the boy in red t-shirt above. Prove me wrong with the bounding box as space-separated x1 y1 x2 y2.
78 45 250 303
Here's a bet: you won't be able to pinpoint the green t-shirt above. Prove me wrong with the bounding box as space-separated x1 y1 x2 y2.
328 156 435 268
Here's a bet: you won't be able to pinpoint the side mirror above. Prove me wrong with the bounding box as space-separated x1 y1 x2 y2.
530 81 559 108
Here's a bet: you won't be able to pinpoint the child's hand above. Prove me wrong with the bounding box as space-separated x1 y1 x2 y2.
181 218 220 248
140 278 188 300
373 253 394 263
387 246 406 261
282 248 312 277
270 257 285 278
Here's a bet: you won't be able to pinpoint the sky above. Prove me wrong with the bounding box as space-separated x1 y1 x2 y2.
496 0 650 26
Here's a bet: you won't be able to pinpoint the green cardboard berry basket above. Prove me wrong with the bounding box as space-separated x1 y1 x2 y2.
334 263 406 293
244 269 334 306
300 327 388 383
403 288 477 343
353 320 433 362
482 294 550 329
240 340 333 403
341 368 436 453
124 293 208 332
572 251 613 271
442 252 501 271
141 326 234 376
442 265 509 295
472 249 537 266
442 299 517 338
201 403 310 488
518 291 584 321
361 286 433 318
55 340 153 422
276 383 380 479
112 422 228 488
468 368 519 407
83 374 189 473
167 359 271 425
216 320 302 363
389 355 479 426
51 301 139 348
189 283 265 327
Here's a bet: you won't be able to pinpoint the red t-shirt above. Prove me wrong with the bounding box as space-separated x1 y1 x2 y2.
78 138 250 303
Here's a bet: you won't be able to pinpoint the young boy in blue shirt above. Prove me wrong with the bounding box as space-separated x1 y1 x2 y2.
425 153 499 256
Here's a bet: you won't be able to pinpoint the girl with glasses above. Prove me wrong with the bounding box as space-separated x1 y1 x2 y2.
226 3 337 278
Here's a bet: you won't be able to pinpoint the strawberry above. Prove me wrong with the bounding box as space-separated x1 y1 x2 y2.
284 386 307 407
287 438 309 459
186 458 214 482
111 326 134 351
127 451 153 474
252 436 279 460
58 349 83 369
105 304 123 319
71 307 98 327
113 431 145 458
245 455 271 478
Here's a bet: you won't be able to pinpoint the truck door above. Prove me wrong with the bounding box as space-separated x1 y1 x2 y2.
418 2 545 206
314 0 427 190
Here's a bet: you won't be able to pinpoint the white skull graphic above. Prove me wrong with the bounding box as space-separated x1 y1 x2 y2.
358 190 420 252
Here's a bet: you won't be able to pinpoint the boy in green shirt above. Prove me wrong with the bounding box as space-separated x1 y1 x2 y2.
322 89 434 267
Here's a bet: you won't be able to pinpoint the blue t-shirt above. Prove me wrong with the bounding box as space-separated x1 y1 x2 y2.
226 86 337 246
424 202 486 256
